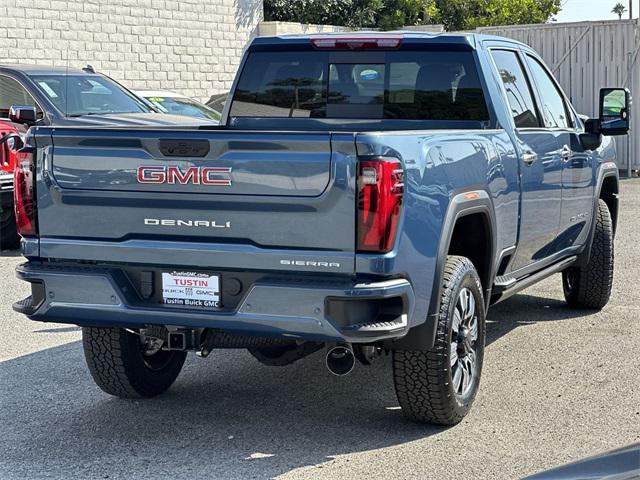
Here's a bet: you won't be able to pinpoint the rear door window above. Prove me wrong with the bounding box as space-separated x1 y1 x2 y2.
490 50 540 128
230 50 489 122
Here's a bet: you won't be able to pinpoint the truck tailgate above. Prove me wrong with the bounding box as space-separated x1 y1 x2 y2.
36 128 357 273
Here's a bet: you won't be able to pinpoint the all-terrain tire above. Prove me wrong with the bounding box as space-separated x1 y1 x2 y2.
393 256 486 425
82 327 187 398
562 199 614 310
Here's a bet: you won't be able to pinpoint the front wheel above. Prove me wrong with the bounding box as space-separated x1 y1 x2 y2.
82 327 186 398
562 199 614 310
393 256 486 425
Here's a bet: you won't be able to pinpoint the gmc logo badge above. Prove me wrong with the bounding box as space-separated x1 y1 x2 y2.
137 165 232 186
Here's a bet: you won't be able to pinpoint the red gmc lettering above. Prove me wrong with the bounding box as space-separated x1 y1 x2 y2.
137 166 232 185
202 167 232 186
167 166 200 185
137 165 166 183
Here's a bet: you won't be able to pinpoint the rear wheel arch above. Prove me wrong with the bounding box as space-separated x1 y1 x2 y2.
447 211 494 298
391 190 496 351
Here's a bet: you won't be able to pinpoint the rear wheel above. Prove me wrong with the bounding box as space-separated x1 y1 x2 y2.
562 199 614 310
393 256 486 425
82 327 186 398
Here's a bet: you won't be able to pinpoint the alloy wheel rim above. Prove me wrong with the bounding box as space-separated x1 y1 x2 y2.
450 287 479 397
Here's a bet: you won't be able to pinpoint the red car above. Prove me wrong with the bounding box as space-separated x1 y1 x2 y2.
0 120 23 249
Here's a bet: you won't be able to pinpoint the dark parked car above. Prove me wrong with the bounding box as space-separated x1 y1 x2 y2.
0 64 217 127
0 64 215 248
525 443 640 479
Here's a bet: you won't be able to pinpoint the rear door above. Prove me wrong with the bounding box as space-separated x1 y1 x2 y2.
37 128 357 274
489 48 564 271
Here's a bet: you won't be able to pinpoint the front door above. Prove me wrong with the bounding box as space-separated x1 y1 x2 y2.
489 49 564 271
523 54 595 251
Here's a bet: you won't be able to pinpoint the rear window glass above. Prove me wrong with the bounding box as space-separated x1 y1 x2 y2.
230 51 489 122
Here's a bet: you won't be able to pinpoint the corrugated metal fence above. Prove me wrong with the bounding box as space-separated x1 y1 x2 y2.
478 20 640 175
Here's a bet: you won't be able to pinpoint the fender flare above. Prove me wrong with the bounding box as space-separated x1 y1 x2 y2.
390 189 497 351
574 162 619 268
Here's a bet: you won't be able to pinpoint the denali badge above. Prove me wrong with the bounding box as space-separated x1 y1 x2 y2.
137 165 232 185
280 260 341 268
145 219 231 228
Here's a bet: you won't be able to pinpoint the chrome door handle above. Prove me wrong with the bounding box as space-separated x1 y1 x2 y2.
522 151 538 165
560 145 572 160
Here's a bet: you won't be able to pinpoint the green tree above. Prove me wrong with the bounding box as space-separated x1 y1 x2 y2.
264 0 436 29
264 0 384 28
376 0 439 30
263 0 563 31
612 2 627 19
433 0 562 31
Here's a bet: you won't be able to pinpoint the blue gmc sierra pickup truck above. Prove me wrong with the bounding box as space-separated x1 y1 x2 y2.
12 32 630 425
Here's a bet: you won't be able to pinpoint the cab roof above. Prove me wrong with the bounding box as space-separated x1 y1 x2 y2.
249 31 528 51
0 64 91 76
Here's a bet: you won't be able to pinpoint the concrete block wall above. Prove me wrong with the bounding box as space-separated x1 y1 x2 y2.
0 0 263 101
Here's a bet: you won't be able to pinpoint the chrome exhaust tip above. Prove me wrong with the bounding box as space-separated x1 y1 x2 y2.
325 345 355 376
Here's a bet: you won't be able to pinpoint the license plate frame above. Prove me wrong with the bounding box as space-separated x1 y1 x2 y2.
161 270 222 309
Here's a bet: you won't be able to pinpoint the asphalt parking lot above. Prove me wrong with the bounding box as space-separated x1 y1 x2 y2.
1 179 639 480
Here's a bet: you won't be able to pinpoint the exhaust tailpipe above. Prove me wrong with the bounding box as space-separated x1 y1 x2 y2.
326 345 355 376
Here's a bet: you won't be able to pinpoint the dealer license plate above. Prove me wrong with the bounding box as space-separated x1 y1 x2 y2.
162 271 221 308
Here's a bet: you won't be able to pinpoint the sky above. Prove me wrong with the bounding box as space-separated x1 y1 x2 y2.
554 0 639 22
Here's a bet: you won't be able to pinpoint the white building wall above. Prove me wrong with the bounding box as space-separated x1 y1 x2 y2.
0 0 263 101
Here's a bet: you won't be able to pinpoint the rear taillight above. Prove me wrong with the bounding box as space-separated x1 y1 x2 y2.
357 158 404 253
13 147 36 237
311 35 402 50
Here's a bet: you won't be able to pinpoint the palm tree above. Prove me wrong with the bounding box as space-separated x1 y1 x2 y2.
612 2 627 19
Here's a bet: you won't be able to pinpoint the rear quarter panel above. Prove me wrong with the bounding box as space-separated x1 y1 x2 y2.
355 130 519 330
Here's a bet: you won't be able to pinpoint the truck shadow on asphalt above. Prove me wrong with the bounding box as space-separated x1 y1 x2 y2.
486 292 598 346
0 294 596 479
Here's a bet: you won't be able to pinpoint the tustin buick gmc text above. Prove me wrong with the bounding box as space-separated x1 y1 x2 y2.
11 33 629 425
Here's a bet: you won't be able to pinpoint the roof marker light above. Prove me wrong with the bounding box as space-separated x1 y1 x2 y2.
310 36 403 50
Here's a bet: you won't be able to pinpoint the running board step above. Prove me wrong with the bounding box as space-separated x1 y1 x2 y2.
493 274 517 293
493 256 577 304
339 316 408 338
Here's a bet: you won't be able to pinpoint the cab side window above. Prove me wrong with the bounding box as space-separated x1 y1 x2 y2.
526 56 571 129
0 75 43 119
490 50 540 128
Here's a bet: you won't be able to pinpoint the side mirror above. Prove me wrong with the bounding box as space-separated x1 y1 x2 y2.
9 105 37 126
599 88 631 136
0 133 24 149
579 118 603 151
